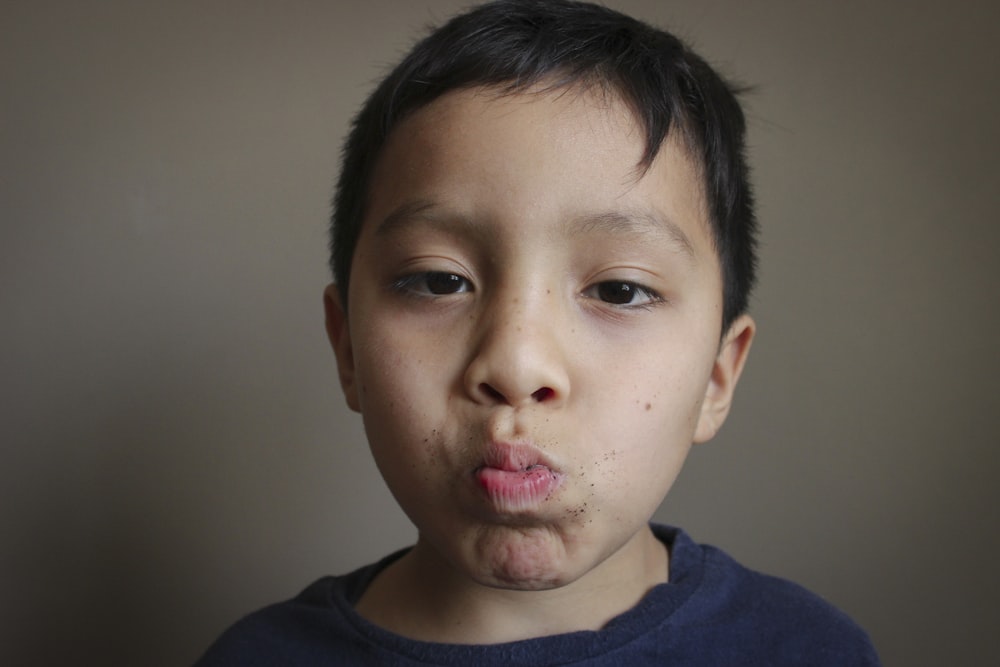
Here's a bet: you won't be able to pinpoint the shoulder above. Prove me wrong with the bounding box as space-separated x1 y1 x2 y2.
654 524 882 666
192 577 350 666
193 551 407 667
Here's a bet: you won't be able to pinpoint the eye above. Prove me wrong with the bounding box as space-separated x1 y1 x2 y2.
585 280 662 308
394 271 472 296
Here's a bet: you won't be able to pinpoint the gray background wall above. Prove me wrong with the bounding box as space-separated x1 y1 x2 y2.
3 1 997 665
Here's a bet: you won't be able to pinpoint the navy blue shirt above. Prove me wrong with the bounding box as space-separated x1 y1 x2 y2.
196 525 880 665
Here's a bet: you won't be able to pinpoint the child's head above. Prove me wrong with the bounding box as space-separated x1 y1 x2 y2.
331 0 756 334
323 0 757 609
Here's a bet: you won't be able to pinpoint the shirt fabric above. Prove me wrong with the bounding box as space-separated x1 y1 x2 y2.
195 524 880 666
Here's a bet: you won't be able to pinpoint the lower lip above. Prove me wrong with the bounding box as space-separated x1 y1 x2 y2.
474 466 563 509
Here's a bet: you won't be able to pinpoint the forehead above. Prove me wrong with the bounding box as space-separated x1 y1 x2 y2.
364 84 716 265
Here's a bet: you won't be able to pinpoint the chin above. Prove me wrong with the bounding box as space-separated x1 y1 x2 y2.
465 522 585 590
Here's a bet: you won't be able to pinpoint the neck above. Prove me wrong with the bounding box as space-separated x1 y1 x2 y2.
354 525 668 644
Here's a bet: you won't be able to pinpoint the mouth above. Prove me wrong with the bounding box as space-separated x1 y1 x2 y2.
474 442 564 510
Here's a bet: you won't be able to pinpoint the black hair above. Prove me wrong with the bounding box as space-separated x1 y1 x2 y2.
331 0 757 331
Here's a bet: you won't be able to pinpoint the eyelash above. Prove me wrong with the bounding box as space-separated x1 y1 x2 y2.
583 280 664 309
392 272 662 309
391 271 472 297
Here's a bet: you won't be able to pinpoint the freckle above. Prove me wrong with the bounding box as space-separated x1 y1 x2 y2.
645 403 652 411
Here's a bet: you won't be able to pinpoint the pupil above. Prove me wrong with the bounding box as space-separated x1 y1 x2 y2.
427 273 462 294
599 282 633 304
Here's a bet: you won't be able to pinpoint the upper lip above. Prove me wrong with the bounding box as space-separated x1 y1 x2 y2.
481 441 557 473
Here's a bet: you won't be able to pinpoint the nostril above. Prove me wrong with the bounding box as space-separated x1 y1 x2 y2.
479 383 506 403
532 387 554 402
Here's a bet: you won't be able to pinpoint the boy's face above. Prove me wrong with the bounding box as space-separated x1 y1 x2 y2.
326 86 753 592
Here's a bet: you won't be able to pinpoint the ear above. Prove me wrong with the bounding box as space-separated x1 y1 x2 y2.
694 314 755 444
323 284 361 413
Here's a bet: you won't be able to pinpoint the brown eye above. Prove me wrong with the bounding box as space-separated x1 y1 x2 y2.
394 271 472 297
585 280 661 308
596 281 638 304
424 272 469 295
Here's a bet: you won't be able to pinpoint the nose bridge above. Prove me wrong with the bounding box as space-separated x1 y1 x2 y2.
466 281 569 406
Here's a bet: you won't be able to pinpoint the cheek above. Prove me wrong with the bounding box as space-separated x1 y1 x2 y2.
352 332 421 441
625 406 694 478
352 313 422 405
607 351 711 430
352 323 457 465
576 361 707 507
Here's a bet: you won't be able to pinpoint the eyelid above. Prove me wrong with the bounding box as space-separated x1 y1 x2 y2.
582 279 665 309
391 270 474 297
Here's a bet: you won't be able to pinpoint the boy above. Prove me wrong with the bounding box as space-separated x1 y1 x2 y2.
197 1 880 664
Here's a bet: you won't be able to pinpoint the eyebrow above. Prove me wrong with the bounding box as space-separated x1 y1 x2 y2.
374 200 504 249
570 209 696 260
375 199 504 241
375 199 450 237
375 200 697 260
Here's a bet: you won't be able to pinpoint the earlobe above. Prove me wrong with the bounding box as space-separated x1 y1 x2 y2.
693 314 755 444
323 284 361 413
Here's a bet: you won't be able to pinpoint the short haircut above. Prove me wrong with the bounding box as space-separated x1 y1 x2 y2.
331 0 757 332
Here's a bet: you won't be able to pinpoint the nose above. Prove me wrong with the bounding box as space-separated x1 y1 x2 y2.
463 290 570 408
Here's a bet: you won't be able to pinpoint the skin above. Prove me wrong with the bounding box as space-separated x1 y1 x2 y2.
324 84 754 644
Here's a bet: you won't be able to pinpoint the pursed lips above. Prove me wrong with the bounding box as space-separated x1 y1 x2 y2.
474 441 564 509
